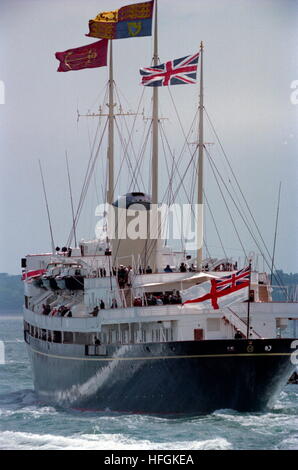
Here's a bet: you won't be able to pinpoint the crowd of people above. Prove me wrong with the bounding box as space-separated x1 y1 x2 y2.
133 291 182 307
90 298 119 316
213 262 238 272
164 262 196 273
42 304 72 317
40 260 240 317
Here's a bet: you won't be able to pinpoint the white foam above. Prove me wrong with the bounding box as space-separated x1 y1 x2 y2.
0 405 57 419
278 436 298 450
0 431 232 451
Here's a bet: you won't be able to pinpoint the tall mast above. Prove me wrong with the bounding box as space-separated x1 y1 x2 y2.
107 40 114 205
151 0 158 205
270 181 282 285
149 0 159 272
197 41 204 271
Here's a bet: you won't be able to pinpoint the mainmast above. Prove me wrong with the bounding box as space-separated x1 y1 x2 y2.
107 41 114 206
197 41 204 271
150 0 159 272
151 0 158 206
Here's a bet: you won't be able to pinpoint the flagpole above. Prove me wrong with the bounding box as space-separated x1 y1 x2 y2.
197 41 204 272
107 40 114 206
246 260 252 339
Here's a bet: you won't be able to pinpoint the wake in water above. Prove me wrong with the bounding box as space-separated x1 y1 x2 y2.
0 387 297 450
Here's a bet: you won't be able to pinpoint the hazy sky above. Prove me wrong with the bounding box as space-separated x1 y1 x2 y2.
0 0 298 275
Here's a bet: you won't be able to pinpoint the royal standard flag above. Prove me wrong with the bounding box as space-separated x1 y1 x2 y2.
86 1 153 40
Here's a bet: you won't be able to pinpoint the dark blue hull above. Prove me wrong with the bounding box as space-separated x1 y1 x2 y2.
25 336 296 416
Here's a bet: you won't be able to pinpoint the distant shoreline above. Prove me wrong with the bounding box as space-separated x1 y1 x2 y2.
0 311 22 316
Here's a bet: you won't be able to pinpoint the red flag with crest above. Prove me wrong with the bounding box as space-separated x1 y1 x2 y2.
55 39 108 72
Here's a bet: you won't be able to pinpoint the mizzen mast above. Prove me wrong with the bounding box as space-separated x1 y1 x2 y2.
197 41 204 271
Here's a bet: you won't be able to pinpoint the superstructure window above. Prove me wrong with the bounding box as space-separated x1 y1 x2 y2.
207 318 220 332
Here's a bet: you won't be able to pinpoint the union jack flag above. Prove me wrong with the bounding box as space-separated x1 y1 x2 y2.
140 52 199 87
182 266 250 310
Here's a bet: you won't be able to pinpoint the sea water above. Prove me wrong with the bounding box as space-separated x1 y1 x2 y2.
0 316 297 450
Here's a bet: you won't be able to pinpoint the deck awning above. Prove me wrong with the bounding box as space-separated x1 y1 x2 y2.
137 272 219 291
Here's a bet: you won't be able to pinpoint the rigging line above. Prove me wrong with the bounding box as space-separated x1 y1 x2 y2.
158 124 199 257
128 113 200 269
114 118 141 190
204 137 287 298
72 100 107 236
204 241 211 259
161 131 189 254
38 159 55 253
112 130 153 265
114 82 138 109
204 107 278 269
65 151 77 248
142 139 194 268
159 122 197 209
159 121 173 202
271 181 282 286
118 119 146 192
188 155 211 261
204 191 228 259
167 87 199 173
80 122 108 207
85 114 103 208
206 137 257 245
114 117 147 193
112 87 147 194
161 125 197 206
129 120 152 193
114 84 148 189
128 119 152 193
205 149 248 259
86 109 103 165
192 156 210 260
159 127 182 249
86 80 109 112
206 148 287 295
67 118 109 246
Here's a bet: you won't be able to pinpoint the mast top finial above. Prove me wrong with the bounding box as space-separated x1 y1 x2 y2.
200 41 204 50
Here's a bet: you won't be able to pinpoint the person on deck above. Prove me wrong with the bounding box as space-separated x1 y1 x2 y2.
91 306 99 317
234 329 243 339
164 265 173 272
179 263 187 272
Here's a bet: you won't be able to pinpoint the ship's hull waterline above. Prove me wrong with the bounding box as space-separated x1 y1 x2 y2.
25 336 296 416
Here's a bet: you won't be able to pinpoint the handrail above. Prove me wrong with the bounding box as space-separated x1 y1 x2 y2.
226 307 263 339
